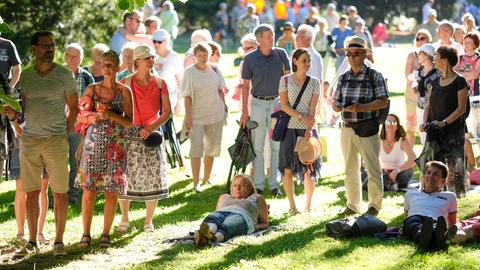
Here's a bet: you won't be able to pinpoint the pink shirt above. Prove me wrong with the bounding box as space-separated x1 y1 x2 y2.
125 76 168 126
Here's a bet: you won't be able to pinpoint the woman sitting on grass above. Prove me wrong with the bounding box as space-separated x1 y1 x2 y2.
194 174 269 246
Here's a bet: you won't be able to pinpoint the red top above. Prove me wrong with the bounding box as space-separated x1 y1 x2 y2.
124 75 168 126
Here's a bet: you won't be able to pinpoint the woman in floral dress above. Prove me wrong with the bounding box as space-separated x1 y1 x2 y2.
75 50 133 248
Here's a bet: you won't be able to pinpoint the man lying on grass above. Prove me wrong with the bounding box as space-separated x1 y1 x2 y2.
402 161 457 250
194 174 269 246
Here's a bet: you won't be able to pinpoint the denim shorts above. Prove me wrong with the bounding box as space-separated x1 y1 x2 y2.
203 211 249 240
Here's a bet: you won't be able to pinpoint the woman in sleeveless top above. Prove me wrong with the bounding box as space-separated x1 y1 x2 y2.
194 174 269 246
455 33 480 172
75 50 133 248
117 45 171 233
421 46 469 198
376 114 416 191
404 29 431 145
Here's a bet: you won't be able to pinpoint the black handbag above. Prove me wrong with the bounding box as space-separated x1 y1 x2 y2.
326 215 387 237
131 76 163 147
271 76 311 142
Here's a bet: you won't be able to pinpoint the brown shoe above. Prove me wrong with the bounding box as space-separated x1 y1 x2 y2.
339 207 357 216
363 207 379 216
194 230 208 246
199 222 216 241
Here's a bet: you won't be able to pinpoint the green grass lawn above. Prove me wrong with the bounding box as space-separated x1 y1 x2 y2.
1 47 480 270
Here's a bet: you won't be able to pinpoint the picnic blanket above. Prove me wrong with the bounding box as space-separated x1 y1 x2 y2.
162 225 286 246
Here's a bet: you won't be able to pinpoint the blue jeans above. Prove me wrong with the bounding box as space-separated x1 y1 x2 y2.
68 130 81 200
204 211 249 240
250 98 281 191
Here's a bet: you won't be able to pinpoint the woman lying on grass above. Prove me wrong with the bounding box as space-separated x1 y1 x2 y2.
194 174 269 246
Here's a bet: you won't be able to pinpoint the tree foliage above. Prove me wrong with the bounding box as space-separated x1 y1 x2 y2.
0 0 122 62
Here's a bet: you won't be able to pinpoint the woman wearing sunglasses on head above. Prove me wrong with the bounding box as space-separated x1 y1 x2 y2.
376 114 416 191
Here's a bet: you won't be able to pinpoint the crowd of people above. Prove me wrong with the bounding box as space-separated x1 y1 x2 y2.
1 0 480 260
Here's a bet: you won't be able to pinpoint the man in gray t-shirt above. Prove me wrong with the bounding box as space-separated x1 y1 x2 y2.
240 24 290 195
7 31 78 257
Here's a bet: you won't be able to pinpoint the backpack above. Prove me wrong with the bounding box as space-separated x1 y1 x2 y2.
325 215 387 237
340 66 390 125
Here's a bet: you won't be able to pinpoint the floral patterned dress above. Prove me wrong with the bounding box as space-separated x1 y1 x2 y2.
75 90 127 194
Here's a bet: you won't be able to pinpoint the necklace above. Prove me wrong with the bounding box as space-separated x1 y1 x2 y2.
385 140 394 148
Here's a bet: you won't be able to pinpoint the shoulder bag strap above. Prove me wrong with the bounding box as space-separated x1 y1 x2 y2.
130 76 144 127
291 76 311 110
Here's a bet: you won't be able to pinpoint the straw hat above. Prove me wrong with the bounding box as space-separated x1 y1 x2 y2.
296 136 322 164
345 36 371 51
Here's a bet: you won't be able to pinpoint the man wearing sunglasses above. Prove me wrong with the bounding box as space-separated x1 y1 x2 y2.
110 10 144 54
332 36 388 217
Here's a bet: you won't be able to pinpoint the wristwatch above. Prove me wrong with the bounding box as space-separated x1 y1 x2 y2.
442 119 448 125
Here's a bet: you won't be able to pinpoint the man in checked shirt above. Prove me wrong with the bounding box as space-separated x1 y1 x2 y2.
332 36 388 217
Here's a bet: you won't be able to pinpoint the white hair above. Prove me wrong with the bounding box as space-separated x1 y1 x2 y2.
297 24 316 43
65 43 84 59
240 33 257 45
191 29 212 46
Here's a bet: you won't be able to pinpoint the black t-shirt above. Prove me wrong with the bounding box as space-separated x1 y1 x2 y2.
428 75 468 132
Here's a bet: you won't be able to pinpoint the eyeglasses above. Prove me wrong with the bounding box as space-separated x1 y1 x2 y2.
346 51 361 58
416 36 428 41
142 56 155 60
153 40 164 44
385 120 397 126
36 43 55 49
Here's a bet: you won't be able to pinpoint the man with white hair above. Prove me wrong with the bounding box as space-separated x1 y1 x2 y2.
433 20 465 56
63 43 94 204
324 3 339 32
420 9 440 42
295 24 323 82
110 10 144 54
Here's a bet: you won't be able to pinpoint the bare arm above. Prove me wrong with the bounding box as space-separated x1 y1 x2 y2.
215 194 227 210
344 97 388 113
99 85 133 128
77 85 93 124
255 196 269 231
399 138 417 171
9 65 21 88
65 92 79 134
447 212 457 228
184 96 193 129
404 52 415 78
239 78 251 127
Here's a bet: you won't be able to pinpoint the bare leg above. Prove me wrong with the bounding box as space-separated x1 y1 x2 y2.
53 191 68 243
406 132 415 148
118 199 130 223
203 156 214 184
304 171 315 211
37 178 49 236
465 138 476 172
144 200 157 225
191 157 201 188
282 169 297 212
26 190 41 243
81 189 97 235
14 180 26 236
102 191 119 235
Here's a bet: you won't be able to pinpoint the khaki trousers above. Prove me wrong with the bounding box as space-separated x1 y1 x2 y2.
340 127 383 212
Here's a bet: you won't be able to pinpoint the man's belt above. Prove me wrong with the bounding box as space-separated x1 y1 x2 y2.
252 95 277 101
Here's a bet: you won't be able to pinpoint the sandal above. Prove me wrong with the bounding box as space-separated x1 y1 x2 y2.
143 224 155 233
38 233 51 245
79 234 91 248
115 221 130 234
288 208 300 216
99 234 111 248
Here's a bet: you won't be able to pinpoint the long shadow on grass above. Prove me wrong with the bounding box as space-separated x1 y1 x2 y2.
132 218 324 270
4 230 142 270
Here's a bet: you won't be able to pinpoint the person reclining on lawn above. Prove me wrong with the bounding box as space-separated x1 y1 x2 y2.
451 206 480 244
402 161 457 250
194 174 269 245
